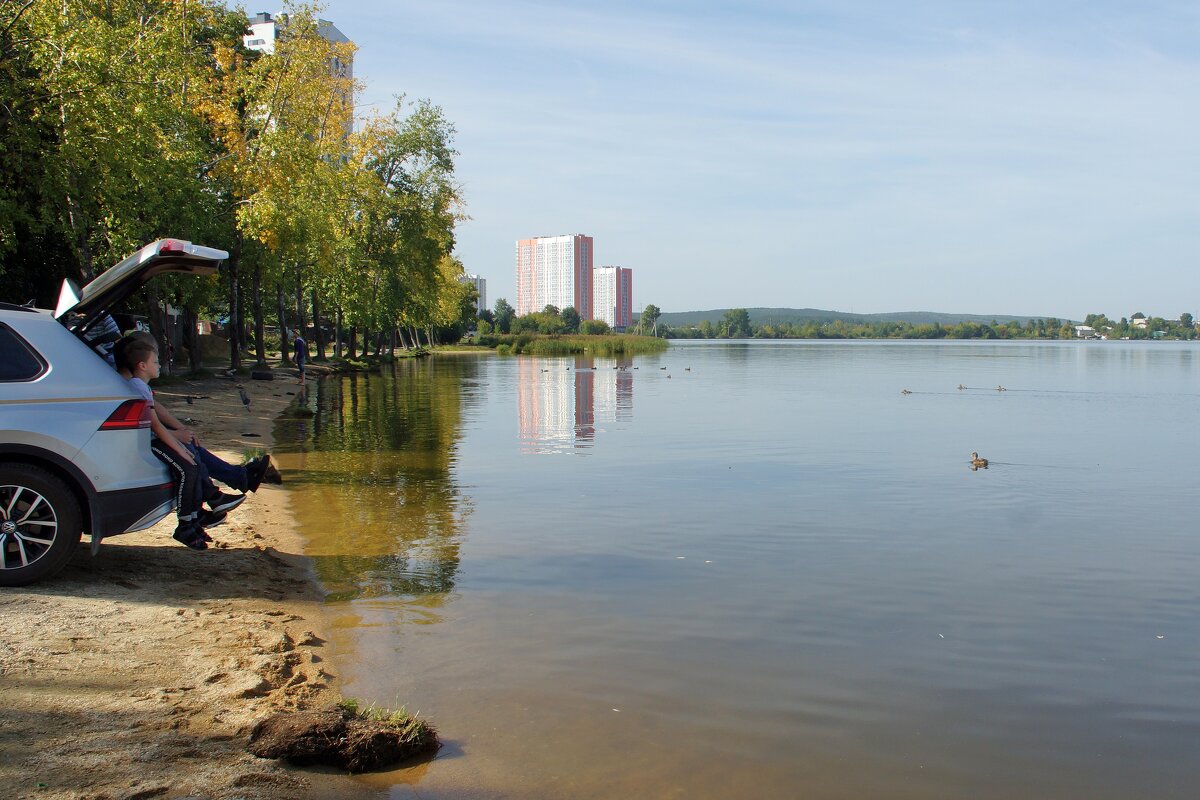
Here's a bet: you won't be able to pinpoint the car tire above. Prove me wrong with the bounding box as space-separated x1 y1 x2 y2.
0 465 83 587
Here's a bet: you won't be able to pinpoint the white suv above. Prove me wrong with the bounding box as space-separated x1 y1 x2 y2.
0 240 227 586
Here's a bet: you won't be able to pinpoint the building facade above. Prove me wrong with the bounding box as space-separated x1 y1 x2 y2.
244 12 353 71
515 234 594 319
462 274 487 313
243 12 354 137
593 266 633 330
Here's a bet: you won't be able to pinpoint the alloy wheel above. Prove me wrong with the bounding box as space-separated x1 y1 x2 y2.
0 484 59 571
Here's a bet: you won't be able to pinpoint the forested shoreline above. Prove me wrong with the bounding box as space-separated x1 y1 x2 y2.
659 309 1199 341
1 1 473 371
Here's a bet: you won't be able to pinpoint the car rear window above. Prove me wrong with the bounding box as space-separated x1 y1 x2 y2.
0 323 47 381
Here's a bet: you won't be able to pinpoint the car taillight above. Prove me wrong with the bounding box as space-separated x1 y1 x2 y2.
159 239 184 252
100 399 152 430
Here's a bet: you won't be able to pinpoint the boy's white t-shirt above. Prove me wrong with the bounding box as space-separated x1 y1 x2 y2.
128 376 154 407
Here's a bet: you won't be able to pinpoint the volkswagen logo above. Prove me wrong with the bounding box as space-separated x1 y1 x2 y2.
1 520 16 536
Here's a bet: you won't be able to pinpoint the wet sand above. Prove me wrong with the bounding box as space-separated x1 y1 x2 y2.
0 364 362 799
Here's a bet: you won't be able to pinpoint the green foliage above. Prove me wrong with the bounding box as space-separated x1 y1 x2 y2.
665 312 1199 341
0 1 471 369
336 699 437 747
493 298 515 333
580 319 611 335
638 303 662 336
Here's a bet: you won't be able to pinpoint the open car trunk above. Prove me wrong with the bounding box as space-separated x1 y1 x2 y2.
55 239 228 341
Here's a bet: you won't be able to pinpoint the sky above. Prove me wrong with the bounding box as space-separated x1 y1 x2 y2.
315 0 1199 317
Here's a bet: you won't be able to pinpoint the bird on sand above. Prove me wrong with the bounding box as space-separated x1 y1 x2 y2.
238 386 251 413
970 452 989 468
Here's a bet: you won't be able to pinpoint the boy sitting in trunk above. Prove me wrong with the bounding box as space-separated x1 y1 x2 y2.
120 337 244 549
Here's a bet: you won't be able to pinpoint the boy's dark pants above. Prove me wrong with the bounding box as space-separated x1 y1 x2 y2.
151 438 211 524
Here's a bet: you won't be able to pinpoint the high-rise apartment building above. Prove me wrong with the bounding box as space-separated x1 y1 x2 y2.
593 266 633 331
243 12 354 135
515 234 594 319
244 12 352 70
462 274 487 312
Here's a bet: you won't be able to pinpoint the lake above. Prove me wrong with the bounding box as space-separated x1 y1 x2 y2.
274 340 1200 799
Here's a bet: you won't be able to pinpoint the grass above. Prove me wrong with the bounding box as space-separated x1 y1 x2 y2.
480 333 669 356
336 698 438 748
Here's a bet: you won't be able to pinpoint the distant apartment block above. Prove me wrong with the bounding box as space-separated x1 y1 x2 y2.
244 12 352 70
593 266 633 330
462 274 487 312
243 12 354 135
515 234 594 319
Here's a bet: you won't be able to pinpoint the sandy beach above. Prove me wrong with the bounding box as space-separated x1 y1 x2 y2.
0 365 358 799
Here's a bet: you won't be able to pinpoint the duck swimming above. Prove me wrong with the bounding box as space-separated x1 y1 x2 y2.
970 452 989 468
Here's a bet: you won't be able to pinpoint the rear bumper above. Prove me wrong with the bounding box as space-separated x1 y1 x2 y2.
94 482 174 538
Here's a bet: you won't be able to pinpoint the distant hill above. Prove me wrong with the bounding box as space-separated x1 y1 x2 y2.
651 307 1072 327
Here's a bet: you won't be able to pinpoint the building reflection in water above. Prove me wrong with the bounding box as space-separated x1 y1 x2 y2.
518 356 633 453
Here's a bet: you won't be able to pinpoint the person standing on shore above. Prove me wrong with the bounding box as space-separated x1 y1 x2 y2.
294 332 308 386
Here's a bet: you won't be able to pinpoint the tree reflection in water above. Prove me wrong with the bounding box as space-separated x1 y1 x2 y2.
273 357 480 603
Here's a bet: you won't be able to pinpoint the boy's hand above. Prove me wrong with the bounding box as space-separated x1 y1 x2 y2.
170 439 196 465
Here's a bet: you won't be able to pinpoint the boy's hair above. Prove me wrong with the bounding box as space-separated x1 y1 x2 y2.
114 331 157 372
117 334 158 373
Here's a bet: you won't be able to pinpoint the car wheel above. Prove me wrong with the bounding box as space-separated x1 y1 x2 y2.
0 465 83 587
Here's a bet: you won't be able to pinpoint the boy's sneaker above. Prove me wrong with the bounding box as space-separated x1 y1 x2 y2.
197 509 227 529
246 456 268 492
246 455 283 492
207 491 245 514
173 523 208 550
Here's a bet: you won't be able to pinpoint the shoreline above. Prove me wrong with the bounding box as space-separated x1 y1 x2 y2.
0 362 359 799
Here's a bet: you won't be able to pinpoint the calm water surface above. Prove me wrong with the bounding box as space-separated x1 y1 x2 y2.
275 341 1200 799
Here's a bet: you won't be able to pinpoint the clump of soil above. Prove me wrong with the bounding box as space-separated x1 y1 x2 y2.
248 702 439 772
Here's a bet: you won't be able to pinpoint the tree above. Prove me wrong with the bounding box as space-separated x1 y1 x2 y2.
543 304 560 316
640 304 661 336
494 298 515 333
560 306 580 333
1181 312 1193 328
722 308 752 338
580 319 610 335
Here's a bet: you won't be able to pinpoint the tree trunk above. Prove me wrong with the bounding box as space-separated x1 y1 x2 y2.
335 306 343 358
183 306 202 373
276 284 290 364
294 262 306 337
348 326 357 359
147 285 169 374
227 243 241 371
252 264 267 367
312 290 326 360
